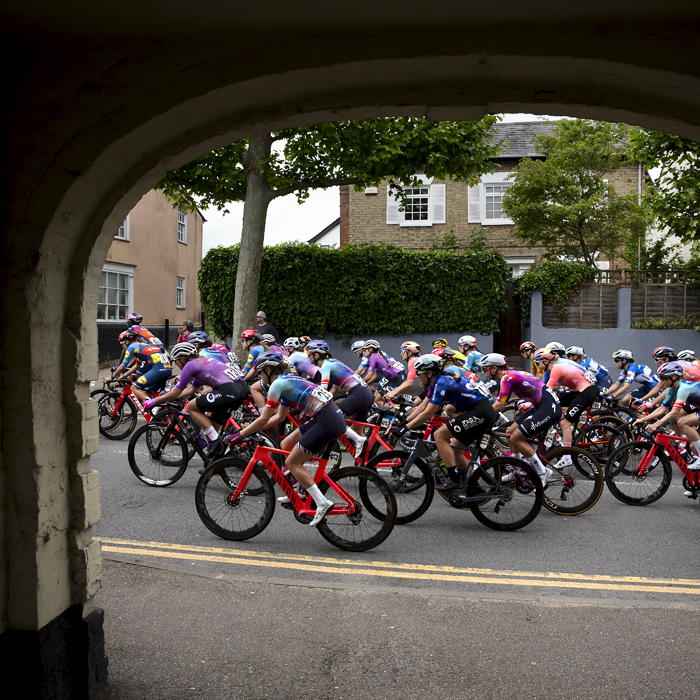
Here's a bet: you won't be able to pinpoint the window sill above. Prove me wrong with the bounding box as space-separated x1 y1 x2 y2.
178 240 188 245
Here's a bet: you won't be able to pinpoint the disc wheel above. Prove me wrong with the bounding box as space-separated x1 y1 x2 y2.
541 447 604 515
195 458 275 540
98 391 138 440
127 422 189 486
363 449 434 524
467 457 543 531
316 466 397 551
605 441 673 505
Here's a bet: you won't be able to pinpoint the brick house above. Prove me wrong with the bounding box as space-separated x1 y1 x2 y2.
340 121 646 277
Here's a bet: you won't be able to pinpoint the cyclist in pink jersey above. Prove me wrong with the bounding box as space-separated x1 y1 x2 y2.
385 341 422 401
536 348 598 451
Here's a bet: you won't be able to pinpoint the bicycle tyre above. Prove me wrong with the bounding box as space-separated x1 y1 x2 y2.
573 422 626 463
127 422 189 486
98 391 138 440
317 466 397 551
195 458 275 540
467 457 543 531
605 440 673 505
541 447 604 515
592 414 634 442
363 449 434 524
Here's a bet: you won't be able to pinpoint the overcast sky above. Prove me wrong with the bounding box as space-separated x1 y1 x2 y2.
200 113 561 255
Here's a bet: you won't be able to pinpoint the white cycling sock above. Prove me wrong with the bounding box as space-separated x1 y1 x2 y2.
692 440 700 456
526 453 546 475
204 426 219 441
307 483 330 505
511 452 523 460
345 427 363 444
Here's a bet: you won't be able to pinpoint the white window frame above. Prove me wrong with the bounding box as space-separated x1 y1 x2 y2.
481 172 514 225
177 210 188 244
504 256 536 278
386 176 445 227
115 214 130 241
98 262 134 322
176 276 186 309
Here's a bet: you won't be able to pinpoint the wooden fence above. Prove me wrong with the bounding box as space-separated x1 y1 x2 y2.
631 285 700 323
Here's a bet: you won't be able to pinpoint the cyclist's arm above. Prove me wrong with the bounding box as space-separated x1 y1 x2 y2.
609 381 633 399
149 385 183 406
406 400 438 430
639 379 665 402
364 371 379 387
239 404 288 436
386 377 414 399
634 405 667 424
604 380 621 396
649 404 682 430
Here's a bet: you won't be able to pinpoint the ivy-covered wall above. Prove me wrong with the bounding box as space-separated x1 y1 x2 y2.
199 242 509 339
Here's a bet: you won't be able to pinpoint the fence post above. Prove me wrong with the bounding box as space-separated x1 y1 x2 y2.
164 318 169 348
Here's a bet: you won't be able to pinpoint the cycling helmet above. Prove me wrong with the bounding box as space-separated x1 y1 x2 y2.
284 337 302 349
533 348 556 363
432 338 448 348
254 351 286 371
299 336 311 344
519 341 536 352
479 353 508 368
566 346 585 358
431 346 445 357
306 340 330 355
187 331 209 347
261 334 276 345
241 329 262 342
363 339 380 350
677 350 697 362
351 341 365 353
657 361 684 381
414 354 443 373
170 342 198 360
442 348 467 365
612 349 633 362
458 335 477 348
400 341 421 354
651 346 677 361
546 341 566 357
126 312 143 325
117 330 131 343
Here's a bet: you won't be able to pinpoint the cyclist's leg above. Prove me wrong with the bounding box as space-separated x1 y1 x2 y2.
133 365 171 402
560 385 598 444
336 384 373 448
250 379 266 408
512 390 562 477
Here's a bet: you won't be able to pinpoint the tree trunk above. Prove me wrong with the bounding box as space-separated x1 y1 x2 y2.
232 133 273 359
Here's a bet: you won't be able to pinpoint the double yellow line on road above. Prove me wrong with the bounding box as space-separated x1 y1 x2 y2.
100 537 700 596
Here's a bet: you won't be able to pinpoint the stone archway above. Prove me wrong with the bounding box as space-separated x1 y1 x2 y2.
4 5 700 696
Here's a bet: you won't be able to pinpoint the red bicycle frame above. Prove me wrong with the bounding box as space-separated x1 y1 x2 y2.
107 383 158 423
638 432 700 488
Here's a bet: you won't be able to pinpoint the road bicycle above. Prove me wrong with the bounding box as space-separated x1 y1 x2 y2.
195 439 397 551
605 431 700 505
97 380 170 440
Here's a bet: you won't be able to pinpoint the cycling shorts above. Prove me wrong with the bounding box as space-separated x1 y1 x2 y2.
596 374 613 391
297 401 347 457
336 384 374 422
445 400 497 447
134 365 172 392
629 385 650 399
515 388 562 439
559 385 599 423
194 381 250 425
377 371 407 395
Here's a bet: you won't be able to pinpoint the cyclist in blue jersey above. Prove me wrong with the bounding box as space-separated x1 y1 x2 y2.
226 351 345 526
604 349 659 406
112 334 172 402
241 329 265 380
565 346 613 391
401 354 496 492
458 335 485 373
351 341 370 377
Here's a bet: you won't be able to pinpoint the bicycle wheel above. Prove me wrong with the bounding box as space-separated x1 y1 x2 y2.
98 392 138 440
317 466 397 551
605 441 673 505
127 422 189 486
195 458 275 540
541 447 604 515
467 457 543 531
593 414 634 442
363 449 434 524
573 422 626 465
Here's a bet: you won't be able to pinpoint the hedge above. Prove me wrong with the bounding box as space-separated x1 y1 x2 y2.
198 242 509 339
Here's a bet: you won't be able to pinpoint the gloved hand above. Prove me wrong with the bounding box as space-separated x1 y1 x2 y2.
390 425 407 438
603 395 615 404
143 399 156 410
640 401 653 412
224 432 242 446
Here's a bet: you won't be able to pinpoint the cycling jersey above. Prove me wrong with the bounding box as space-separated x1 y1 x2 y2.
287 351 319 380
427 374 491 412
121 343 171 369
130 326 164 349
318 359 367 392
664 380 700 409
356 355 370 373
542 357 588 385
209 344 240 367
497 370 548 404
242 344 265 373
443 363 476 381
265 375 334 416
464 350 485 372
546 361 594 391
175 357 243 390
580 357 610 383
617 363 658 388
405 356 418 382
199 347 232 364
367 353 404 380
679 360 700 383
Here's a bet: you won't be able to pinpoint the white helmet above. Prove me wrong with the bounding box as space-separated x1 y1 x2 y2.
566 346 585 357
284 337 302 349
351 341 365 353
479 353 507 368
677 350 696 362
414 354 443 373
612 349 634 361
170 342 198 360
458 335 477 348
363 339 380 350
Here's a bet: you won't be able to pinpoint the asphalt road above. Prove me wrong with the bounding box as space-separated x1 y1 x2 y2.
93 430 700 607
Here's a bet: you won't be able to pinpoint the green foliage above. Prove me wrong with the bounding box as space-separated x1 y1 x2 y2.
157 117 502 212
502 119 648 267
628 128 700 244
199 242 509 338
430 227 489 252
514 261 598 326
631 315 700 331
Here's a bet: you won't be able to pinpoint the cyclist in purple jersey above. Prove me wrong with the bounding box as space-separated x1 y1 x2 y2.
306 340 373 455
226 352 344 526
363 340 406 404
144 343 249 455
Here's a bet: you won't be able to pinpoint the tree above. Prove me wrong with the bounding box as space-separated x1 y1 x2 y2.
157 117 500 350
501 119 648 267
628 128 700 244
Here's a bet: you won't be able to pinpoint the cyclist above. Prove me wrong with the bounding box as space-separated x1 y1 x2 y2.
363 339 406 398
401 354 496 491
605 349 658 407
261 333 286 354
241 330 266 381
545 341 566 358
457 335 485 372
535 347 598 452
678 349 700 367
226 351 346 526
482 353 562 484
565 346 613 390
144 341 250 455
520 341 541 377
350 340 370 377
189 331 242 373
432 338 448 350
634 346 678 407
111 331 172 404
441 348 475 381
283 337 320 382
385 341 422 401
306 339 373 454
